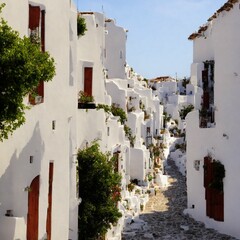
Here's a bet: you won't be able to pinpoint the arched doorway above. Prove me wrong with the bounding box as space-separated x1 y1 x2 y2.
27 175 40 240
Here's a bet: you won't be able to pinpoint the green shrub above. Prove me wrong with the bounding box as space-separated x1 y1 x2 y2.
77 142 122 239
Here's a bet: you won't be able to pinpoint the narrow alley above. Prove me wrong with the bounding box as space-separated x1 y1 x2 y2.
122 159 238 240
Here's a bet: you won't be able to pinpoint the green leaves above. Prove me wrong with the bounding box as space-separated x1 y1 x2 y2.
179 104 194 120
77 142 122 239
0 5 55 141
77 15 87 37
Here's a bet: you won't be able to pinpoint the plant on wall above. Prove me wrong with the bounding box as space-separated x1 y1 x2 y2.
209 160 225 192
77 142 122 239
124 124 136 147
78 91 94 103
77 15 87 37
96 103 127 125
179 104 194 119
111 103 127 124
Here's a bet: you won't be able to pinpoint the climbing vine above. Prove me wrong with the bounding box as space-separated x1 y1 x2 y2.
97 103 127 124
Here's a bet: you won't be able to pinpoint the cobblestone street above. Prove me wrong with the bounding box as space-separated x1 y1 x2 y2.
122 159 238 240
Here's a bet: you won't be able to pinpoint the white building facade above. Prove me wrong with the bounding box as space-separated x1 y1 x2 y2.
186 1 240 239
0 0 79 239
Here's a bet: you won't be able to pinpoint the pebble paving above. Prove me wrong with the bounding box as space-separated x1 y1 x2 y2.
122 159 238 240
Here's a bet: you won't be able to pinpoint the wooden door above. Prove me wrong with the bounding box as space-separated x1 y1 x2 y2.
27 175 40 240
46 163 54 240
204 157 224 221
84 67 93 96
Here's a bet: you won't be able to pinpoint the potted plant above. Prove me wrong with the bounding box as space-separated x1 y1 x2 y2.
78 91 96 109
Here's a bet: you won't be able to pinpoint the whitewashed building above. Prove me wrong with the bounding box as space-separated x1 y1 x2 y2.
105 18 127 79
185 1 240 239
0 3 165 239
0 1 79 239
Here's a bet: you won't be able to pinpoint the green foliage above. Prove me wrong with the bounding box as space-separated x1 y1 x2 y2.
179 104 194 119
135 189 141 194
77 15 87 37
0 5 55 141
124 124 136 147
147 174 153 182
77 142 122 240
96 103 127 125
175 143 186 152
182 77 190 89
111 103 127 124
163 112 171 122
209 160 225 192
169 126 181 137
127 182 135 192
78 91 94 103
96 104 112 113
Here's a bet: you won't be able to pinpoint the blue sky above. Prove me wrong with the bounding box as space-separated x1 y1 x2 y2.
75 0 227 79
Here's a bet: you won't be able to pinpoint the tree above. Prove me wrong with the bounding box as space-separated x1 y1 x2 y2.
0 4 55 141
179 104 194 120
77 142 122 240
77 14 87 37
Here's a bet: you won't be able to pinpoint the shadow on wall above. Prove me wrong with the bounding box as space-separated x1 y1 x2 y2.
0 122 44 239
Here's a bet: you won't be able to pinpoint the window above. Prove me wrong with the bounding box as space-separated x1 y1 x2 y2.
147 127 150 134
29 5 45 51
28 5 45 105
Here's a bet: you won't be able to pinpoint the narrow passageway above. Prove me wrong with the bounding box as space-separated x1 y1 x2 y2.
122 159 238 240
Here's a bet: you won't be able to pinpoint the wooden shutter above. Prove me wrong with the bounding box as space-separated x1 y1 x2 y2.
37 81 44 100
41 10 45 52
113 153 119 172
203 92 209 109
204 157 213 217
29 5 40 30
202 69 208 83
84 67 93 96
29 81 44 105
28 5 45 105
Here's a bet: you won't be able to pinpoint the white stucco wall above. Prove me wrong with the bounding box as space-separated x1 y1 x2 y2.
105 19 127 79
106 80 127 111
77 12 106 104
186 4 240 238
0 1 78 239
130 148 145 181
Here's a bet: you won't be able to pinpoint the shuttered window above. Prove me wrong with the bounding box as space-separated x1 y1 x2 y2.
28 5 45 105
29 5 40 30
